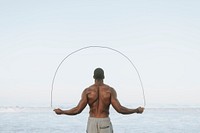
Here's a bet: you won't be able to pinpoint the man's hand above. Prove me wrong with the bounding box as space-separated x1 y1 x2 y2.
54 108 64 115
136 107 144 114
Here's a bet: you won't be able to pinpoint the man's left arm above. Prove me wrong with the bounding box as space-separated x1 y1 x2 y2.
54 89 88 115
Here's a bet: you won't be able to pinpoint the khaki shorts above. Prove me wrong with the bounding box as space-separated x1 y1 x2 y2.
86 117 113 133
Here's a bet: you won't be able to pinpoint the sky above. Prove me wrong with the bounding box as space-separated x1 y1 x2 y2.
0 0 200 108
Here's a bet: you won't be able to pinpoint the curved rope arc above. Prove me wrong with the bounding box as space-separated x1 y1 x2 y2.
51 46 146 108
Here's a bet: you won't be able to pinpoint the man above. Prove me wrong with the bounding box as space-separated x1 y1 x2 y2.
54 68 144 133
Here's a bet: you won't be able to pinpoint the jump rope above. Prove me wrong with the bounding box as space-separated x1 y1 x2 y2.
51 46 146 108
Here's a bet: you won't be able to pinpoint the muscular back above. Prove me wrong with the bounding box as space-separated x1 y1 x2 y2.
54 80 144 116
54 68 144 116
86 83 112 118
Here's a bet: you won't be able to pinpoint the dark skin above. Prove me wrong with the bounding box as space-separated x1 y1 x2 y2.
54 79 144 117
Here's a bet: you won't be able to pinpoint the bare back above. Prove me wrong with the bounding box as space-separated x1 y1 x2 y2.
53 68 144 117
54 80 144 116
86 83 112 118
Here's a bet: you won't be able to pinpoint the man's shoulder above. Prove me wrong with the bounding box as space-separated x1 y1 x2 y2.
101 84 115 92
84 85 96 92
103 84 114 89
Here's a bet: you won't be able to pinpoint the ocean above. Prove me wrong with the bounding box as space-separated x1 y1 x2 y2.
0 107 199 133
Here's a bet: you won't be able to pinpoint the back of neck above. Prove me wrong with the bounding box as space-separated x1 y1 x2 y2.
95 79 103 86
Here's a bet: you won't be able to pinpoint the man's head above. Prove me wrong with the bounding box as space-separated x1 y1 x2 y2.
93 68 105 80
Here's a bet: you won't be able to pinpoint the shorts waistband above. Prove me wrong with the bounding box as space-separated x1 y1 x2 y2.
88 117 110 121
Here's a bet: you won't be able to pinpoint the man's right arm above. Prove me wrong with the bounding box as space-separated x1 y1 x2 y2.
110 88 144 114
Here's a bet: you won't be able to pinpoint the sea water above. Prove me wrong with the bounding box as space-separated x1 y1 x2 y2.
0 107 200 133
